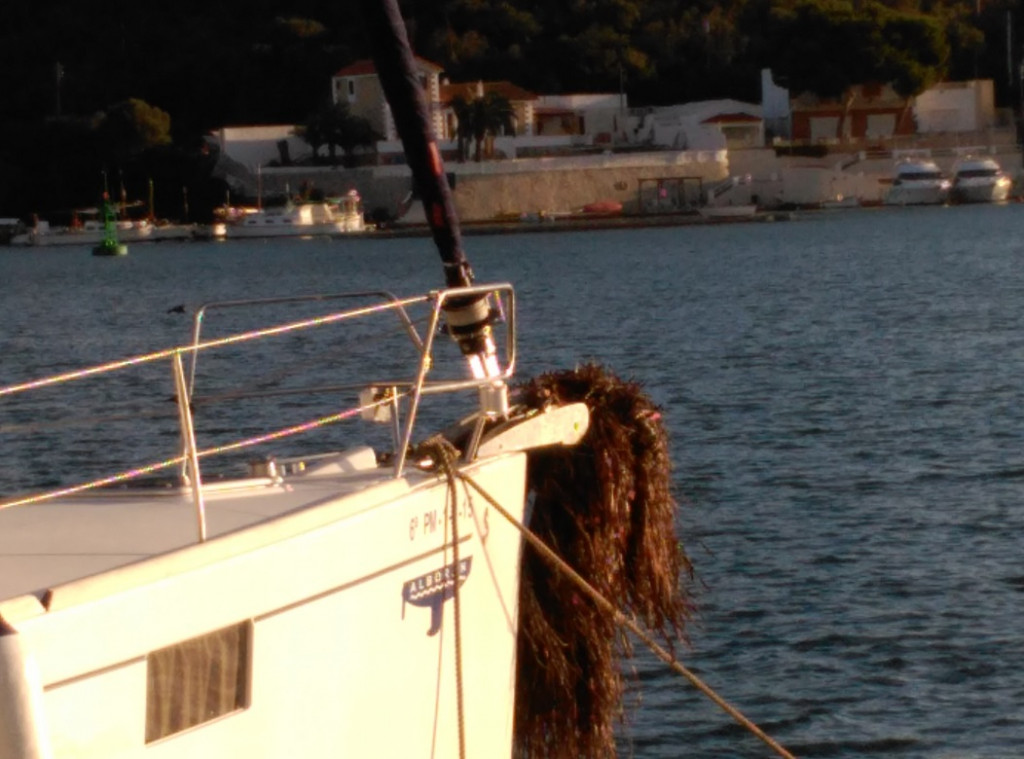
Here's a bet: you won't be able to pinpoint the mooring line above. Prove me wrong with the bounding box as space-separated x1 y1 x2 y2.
457 471 798 759
429 439 468 759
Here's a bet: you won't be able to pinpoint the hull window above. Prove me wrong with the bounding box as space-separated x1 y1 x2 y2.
145 620 252 742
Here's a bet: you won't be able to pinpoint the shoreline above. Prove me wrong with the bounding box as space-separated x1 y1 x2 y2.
371 209 798 239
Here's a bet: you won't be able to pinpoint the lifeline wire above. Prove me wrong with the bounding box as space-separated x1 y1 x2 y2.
0 396 397 512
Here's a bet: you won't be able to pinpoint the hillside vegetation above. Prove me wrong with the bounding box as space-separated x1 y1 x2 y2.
0 0 1014 219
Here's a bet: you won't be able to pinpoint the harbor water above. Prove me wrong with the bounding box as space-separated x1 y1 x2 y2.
4 204 1024 757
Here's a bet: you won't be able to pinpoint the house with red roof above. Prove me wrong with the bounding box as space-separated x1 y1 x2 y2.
789 82 914 142
332 59 616 148
332 57 446 141
439 80 539 138
770 75 1002 144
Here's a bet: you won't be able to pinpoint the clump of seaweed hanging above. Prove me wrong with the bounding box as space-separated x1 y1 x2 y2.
513 363 694 758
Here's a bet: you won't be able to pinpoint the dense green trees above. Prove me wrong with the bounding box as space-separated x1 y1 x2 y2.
2 0 1007 128
0 0 1019 219
296 102 379 167
96 99 173 161
762 0 950 101
756 0 951 135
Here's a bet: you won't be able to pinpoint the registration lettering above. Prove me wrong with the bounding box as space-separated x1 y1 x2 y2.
409 502 486 541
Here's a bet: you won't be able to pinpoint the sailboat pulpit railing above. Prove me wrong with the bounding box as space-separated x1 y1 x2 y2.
0 284 517 545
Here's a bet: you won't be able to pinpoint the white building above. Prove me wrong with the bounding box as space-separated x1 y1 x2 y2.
331 57 446 142
534 94 628 143
211 126 311 171
913 79 997 133
639 100 764 151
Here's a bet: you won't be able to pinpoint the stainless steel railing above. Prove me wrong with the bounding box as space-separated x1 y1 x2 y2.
0 284 516 542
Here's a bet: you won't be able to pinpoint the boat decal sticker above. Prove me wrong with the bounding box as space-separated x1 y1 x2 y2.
402 557 472 636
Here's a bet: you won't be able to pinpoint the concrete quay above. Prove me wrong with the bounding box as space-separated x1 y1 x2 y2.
252 150 731 223
729 141 1024 209
250 137 1024 224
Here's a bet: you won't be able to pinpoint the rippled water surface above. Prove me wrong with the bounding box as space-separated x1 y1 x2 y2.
4 204 1024 758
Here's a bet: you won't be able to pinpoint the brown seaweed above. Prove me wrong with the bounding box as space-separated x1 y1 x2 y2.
513 363 693 758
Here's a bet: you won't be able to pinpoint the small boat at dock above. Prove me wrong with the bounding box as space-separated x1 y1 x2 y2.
212 191 367 239
950 156 1012 204
11 217 153 247
883 159 951 206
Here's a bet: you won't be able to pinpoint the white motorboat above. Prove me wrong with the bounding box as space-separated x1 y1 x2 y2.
950 156 1013 204
146 222 199 242
217 192 366 239
883 159 951 206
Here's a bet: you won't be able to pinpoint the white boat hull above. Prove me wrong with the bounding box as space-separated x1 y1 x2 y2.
883 183 950 206
1 452 527 758
951 178 1012 204
11 223 154 247
883 159 952 206
0 281 591 759
148 223 198 241
215 200 367 239
949 157 1013 204
221 220 365 239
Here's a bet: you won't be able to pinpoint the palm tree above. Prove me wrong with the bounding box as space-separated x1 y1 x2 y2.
449 89 515 162
449 95 475 162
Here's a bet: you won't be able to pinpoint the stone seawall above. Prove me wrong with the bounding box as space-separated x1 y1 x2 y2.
729 145 1024 207
258 151 730 222
253 144 1023 218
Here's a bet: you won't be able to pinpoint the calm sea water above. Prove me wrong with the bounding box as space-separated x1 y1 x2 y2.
4 205 1024 758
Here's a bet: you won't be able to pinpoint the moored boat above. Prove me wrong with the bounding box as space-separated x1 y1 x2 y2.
11 217 153 247
0 218 26 244
215 191 366 239
883 159 951 206
950 156 1012 204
